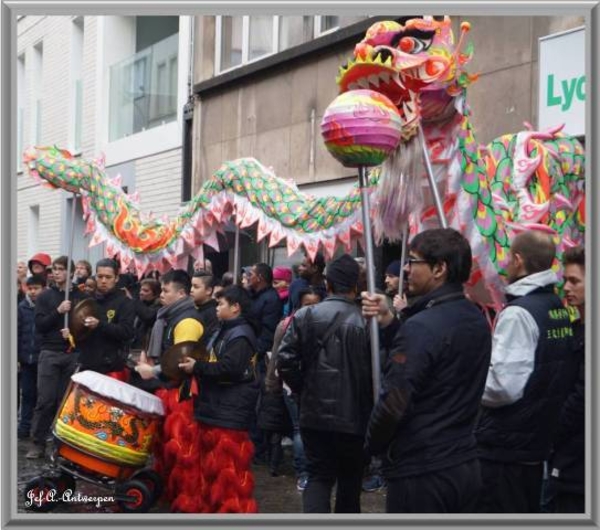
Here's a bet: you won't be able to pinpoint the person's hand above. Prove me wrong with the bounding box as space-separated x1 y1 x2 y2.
361 292 394 327
178 356 196 374
393 293 407 313
57 300 72 314
60 328 71 340
84 316 99 330
135 351 156 380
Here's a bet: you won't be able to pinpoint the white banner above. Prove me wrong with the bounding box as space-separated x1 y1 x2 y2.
538 27 585 137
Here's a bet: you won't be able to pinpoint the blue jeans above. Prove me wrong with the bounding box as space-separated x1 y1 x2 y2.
283 392 307 477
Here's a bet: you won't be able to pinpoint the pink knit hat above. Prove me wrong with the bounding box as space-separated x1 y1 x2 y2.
272 266 292 283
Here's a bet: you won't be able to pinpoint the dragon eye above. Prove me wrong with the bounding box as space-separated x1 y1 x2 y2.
399 36 432 54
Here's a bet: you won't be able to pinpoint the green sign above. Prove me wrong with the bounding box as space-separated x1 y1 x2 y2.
546 74 586 111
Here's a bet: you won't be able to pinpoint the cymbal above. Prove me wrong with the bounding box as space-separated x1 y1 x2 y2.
69 298 99 343
160 340 208 381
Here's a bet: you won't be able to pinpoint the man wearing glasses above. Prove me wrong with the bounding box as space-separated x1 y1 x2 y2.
361 228 492 513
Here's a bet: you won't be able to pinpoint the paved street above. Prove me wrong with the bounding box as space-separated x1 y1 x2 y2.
17 438 386 514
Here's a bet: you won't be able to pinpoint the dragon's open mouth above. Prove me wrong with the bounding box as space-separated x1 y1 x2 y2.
337 55 422 130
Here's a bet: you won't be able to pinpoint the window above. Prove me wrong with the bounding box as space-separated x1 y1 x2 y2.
219 16 243 70
109 16 179 141
249 16 274 61
32 41 43 145
216 15 367 74
17 54 25 170
215 15 368 74
278 16 313 52
70 17 84 153
28 205 39 257
315 16 340 36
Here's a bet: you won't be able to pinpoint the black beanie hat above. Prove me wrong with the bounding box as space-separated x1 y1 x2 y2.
385 260 401 277
325 254 359 290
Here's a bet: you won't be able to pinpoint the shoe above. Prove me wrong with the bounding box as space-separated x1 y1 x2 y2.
296 475 308 492
25 446 45 459
362 475 384 492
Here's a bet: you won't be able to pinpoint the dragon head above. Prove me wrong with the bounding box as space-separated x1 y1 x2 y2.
337 16 478 140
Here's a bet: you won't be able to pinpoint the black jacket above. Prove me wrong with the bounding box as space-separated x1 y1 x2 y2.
131 298 161 350
35 285 87 352
250 286 283 357
18 296 41 365
277 295 373 436
550 320 584 494
366 283 492 478
195 299 219 346
77 289 135 374
193 317 260 430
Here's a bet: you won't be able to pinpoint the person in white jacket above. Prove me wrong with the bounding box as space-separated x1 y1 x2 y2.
475 230 577 513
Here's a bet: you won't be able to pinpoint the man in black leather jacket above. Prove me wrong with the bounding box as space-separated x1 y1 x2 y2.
361 228 492 513
277 253 373 513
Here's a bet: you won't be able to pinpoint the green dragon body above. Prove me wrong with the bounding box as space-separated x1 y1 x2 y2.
23 16 584 308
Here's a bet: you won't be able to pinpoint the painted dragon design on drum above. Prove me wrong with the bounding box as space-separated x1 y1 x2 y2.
22 16 585 309
72 388 145 447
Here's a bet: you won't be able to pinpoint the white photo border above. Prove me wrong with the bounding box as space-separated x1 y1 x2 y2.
1 0 598 528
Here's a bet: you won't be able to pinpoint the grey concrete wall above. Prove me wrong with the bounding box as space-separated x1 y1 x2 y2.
191 15 585 193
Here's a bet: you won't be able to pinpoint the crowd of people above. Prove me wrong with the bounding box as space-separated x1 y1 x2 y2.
16 227 586 514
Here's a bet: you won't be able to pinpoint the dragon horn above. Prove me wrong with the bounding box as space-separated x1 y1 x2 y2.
455 21 472 55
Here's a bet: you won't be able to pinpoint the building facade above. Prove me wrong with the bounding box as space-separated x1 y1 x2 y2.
16 15 192 265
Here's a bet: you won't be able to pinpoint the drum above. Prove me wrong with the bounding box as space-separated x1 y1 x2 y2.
53 370 165 479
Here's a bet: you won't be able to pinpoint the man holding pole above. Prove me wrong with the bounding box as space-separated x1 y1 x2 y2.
26 256 86 459
277 254 373 513
361 228 491 513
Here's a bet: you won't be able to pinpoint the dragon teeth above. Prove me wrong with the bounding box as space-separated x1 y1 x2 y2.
379 72 391 84
368 75 380 88
357 78 370 89
348 82 359 90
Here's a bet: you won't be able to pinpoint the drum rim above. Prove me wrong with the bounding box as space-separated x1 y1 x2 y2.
71 370 164 416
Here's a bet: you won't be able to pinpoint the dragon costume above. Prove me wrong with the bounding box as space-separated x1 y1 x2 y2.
22 18 584 310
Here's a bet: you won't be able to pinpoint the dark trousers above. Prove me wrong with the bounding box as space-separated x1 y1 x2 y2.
18 363 38 436
301 428 366 513
249 359 267 458
554 489 584 513
386 459 482 513
31 349 77 446
476 459 544 513
265 430 283 475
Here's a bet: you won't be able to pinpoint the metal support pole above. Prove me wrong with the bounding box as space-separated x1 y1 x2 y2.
63 193 78 328
398 224 408 296
418 124 448 228
358 166 382 402
233 224 240 285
